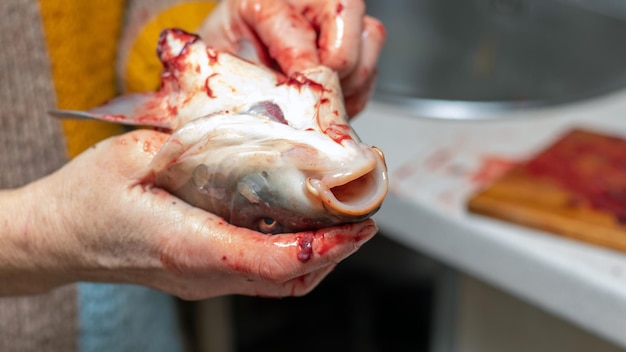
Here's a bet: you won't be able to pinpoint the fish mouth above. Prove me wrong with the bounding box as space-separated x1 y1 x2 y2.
306 146 388 218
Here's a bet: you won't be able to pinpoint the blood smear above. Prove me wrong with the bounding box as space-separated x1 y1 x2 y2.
471 156 516 185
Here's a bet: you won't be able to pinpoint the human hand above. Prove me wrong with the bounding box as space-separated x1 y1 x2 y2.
197 0 386 117
4 129 376 299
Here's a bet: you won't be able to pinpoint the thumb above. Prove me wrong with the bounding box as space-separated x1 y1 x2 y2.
87 129 170 182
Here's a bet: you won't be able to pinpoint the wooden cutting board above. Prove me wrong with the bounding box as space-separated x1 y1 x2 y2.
468 128 626 253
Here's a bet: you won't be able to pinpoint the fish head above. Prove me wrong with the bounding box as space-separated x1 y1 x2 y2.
51 28 388 234
152 107 387 234
151 62 388 234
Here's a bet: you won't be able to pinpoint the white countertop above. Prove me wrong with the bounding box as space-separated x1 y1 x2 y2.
352 90 626 348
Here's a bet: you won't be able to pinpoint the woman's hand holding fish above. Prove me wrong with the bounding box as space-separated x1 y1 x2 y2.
197 0 386 117
0 130 377 298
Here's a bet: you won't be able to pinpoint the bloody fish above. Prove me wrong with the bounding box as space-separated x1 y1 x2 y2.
51 28 388 234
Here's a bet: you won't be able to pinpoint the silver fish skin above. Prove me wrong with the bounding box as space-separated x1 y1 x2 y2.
51 28 388 234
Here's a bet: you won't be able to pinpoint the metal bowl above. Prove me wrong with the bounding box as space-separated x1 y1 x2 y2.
366 0 626 118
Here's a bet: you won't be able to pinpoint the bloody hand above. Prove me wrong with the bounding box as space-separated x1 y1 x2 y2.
1 129 377 298
197 0 386 117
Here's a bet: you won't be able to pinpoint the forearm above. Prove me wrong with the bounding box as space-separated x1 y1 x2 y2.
0 181 74 295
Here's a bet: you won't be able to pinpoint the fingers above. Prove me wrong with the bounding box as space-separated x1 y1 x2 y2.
288 2 385 117
246 0 384 117
237 0 320 74
340 16 385 95
156 211 377 299
293 0 364 77
340 15 386 117
198 0 385 118
268 219 376 275
237 264 338 298
344 70 376 118
210 219 378 298
196 2 244 55
87 129 168 168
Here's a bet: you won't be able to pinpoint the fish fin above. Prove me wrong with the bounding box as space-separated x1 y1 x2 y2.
49 93 174 129
149 118 208 173
150 136 187 176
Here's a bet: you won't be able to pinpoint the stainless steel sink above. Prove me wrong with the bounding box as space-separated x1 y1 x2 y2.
366 0 626 118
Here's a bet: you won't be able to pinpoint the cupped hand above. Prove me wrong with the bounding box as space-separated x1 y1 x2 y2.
197 0 386 117
34 129 376 300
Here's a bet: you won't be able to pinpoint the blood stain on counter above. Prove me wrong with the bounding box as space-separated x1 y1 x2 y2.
470 156 517 185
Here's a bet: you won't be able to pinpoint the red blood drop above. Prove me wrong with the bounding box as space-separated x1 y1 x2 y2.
206 48 219 66
279 72 327 94
297 233 314 262
336 3 344 15
324 123 352 144
205 73 219 98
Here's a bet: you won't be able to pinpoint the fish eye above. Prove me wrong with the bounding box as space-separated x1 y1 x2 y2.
257 217 281 234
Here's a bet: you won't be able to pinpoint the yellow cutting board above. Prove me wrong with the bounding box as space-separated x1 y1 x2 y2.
468 129 626 253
